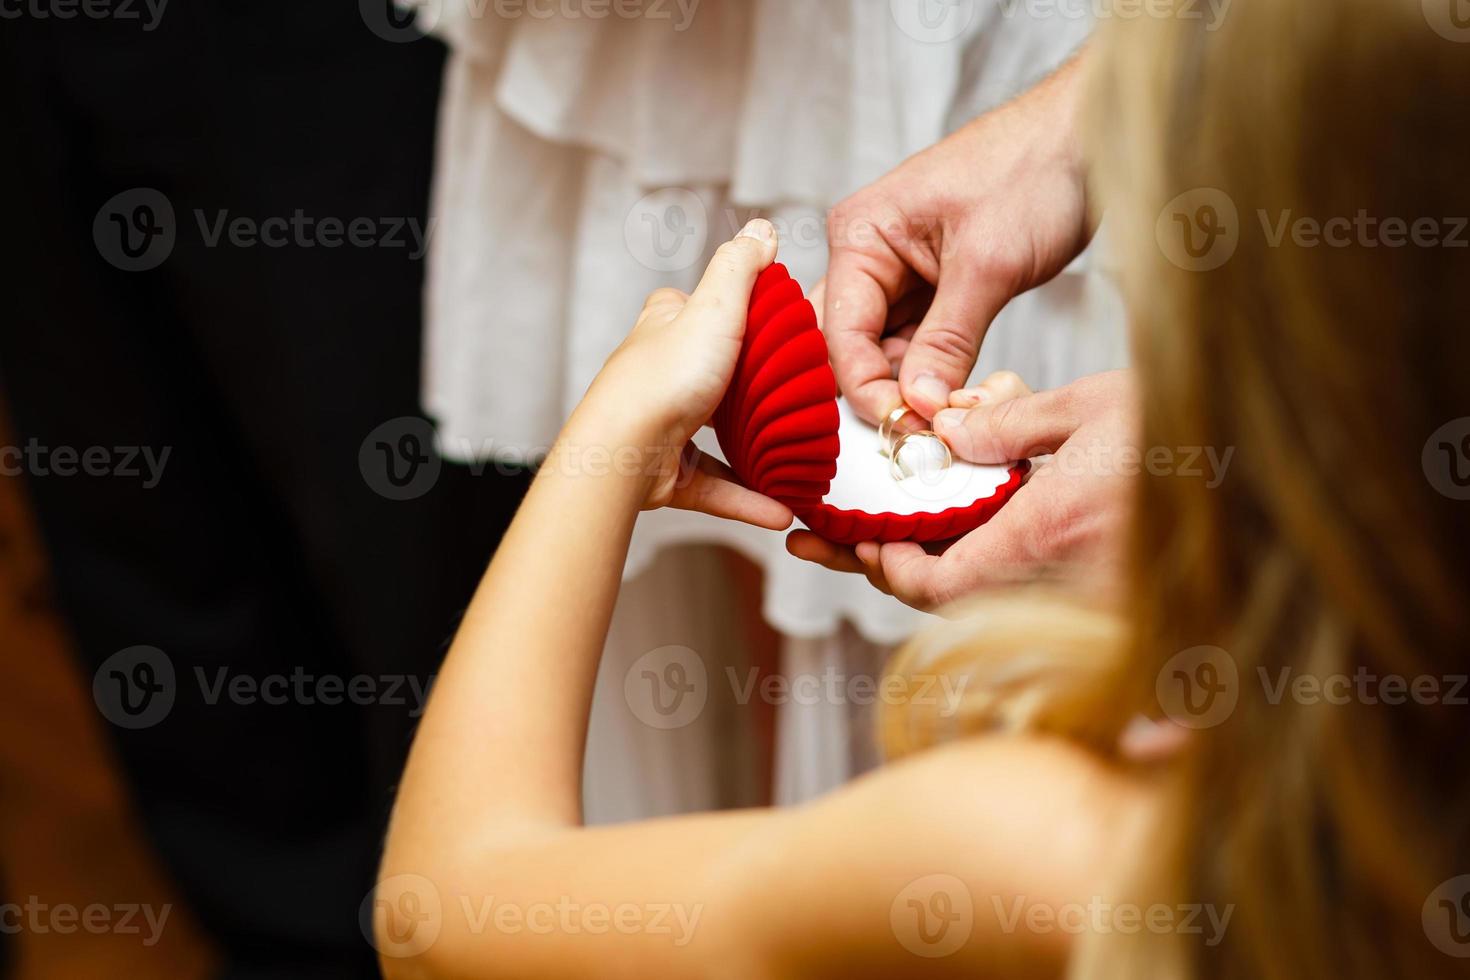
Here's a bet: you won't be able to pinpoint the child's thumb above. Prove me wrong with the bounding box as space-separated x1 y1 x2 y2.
684 219 779 322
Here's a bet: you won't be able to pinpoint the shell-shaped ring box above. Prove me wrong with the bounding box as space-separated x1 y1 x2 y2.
712 263 1028 545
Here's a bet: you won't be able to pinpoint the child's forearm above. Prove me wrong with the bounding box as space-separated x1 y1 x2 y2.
382 223 780 900
387 404 660 847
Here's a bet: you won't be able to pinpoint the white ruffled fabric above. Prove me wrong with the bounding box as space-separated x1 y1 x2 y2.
419 0 1125 644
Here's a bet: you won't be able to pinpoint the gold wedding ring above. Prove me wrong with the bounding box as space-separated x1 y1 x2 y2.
878 402 954 483
878 405 918 458
889 431 954 483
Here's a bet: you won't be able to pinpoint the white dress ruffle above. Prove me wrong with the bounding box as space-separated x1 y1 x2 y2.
420 0 1124 644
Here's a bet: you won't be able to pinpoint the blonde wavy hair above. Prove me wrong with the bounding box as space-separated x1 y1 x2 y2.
882 1 1470 976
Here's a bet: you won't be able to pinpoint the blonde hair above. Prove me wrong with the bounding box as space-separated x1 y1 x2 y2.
883 1 1470 976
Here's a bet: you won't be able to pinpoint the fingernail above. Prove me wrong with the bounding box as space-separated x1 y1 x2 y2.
933 409 972 458
950 387 988 408
933 408 966 432
855 541 880 565
908 374 950 414
737 218 776 244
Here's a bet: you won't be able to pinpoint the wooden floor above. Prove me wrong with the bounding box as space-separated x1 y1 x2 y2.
0 411 215 979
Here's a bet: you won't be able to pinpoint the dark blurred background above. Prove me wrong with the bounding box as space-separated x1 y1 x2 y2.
0 3 528 977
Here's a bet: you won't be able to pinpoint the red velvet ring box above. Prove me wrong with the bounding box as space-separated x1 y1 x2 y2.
712 263 1027 545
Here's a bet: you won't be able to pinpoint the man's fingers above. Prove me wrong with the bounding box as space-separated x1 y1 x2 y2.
824 281 900 424
931 385 1079 464
872 542 945 609
808 278 827 329
825 241 908 424
872 492 1044 609
685 219 779 321
853 541 895 596
785 531 867 574
949 370 1032 409
897 274 1010 418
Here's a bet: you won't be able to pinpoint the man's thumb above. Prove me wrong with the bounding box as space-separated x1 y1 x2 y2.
897 275 1008 418
932 388 1077 463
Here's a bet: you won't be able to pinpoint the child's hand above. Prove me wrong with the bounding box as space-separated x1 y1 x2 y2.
570 218 793 531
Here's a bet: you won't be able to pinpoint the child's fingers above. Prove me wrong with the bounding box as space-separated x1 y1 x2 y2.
683 219 779 324
668 450 793 530
642 287 690 316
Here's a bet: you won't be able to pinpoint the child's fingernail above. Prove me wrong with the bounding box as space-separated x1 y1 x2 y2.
855 541 880 564
737 218 776 244
909 373 950 412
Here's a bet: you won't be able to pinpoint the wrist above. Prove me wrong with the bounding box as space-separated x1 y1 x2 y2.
1045 47 1091 186
553 394 674 496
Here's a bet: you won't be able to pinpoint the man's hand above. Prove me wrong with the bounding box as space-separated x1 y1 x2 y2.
822 53 1093 423
787 370 1136 611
